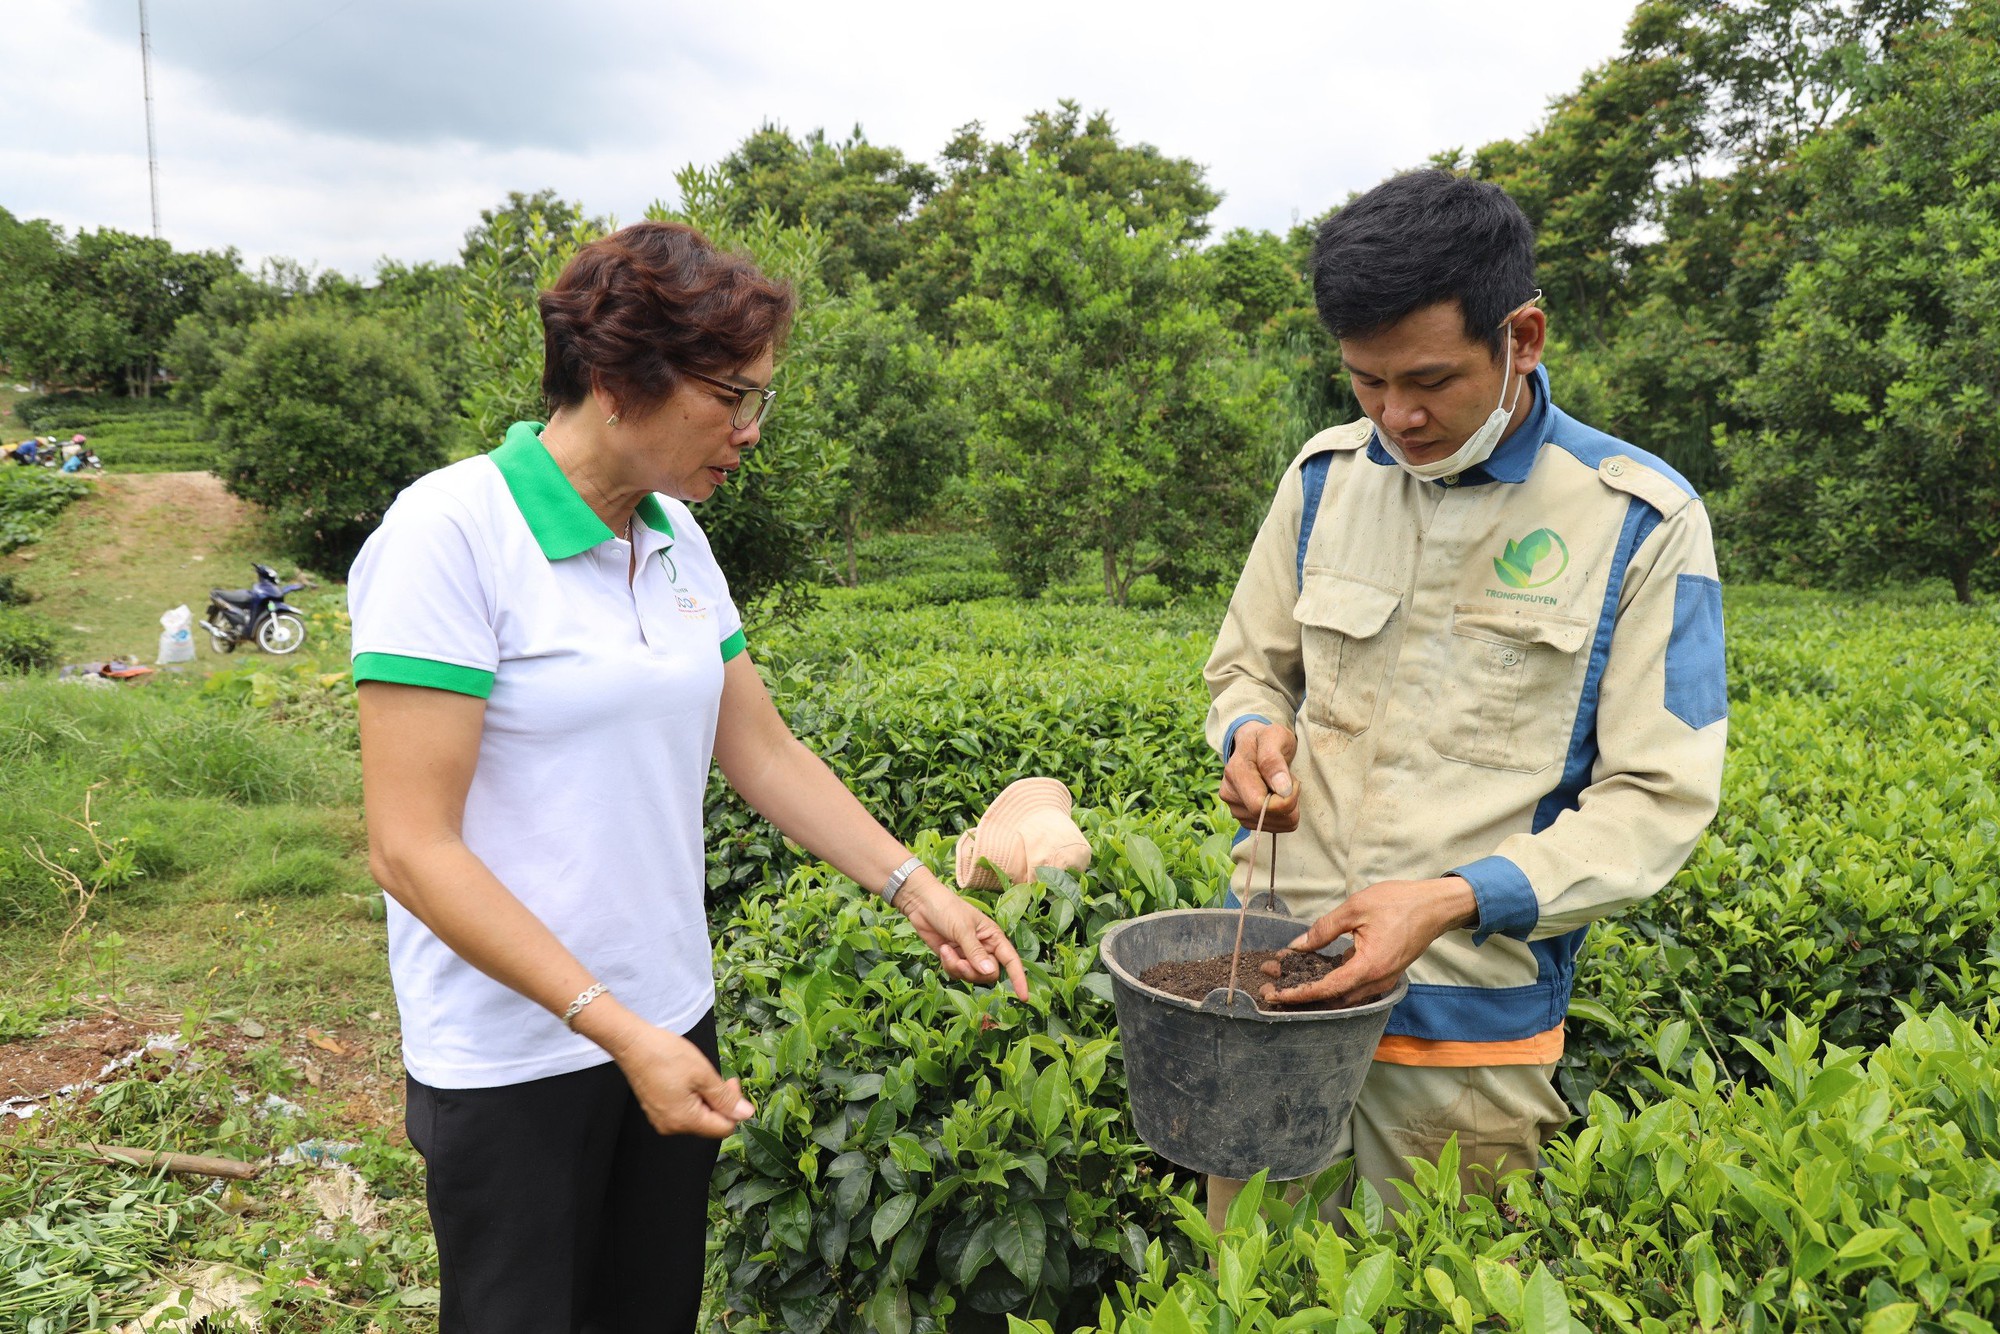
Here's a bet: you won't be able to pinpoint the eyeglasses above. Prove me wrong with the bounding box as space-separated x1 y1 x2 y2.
682 368 777 430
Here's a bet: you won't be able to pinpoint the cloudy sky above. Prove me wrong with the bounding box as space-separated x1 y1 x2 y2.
6 1 1640 278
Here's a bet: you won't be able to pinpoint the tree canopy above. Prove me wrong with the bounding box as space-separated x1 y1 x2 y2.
8 26 1996 603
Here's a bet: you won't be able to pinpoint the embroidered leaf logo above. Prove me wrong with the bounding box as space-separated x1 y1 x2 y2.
1493 528 1569 588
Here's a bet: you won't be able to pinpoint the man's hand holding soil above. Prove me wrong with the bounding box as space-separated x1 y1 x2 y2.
1261 877 1480 1007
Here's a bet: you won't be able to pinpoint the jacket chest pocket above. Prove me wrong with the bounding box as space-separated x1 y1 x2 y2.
1428 606 1592 772
1295 571 1402 737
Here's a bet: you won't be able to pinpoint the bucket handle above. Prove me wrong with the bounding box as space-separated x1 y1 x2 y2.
1225 798 1281 999
1198 987 1264 1017
1248 889 1290 915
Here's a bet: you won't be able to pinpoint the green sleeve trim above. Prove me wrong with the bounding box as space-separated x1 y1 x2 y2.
353 652 496 699
719 628 747 663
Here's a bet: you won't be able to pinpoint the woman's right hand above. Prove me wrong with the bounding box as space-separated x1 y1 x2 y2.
590 1008 755 1138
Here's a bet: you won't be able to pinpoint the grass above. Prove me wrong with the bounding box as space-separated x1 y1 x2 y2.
0 671 410 1328
7 472 330 671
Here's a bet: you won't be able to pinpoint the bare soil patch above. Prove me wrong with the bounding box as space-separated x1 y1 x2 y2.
1 1008 405 1138
0 1012 167 1102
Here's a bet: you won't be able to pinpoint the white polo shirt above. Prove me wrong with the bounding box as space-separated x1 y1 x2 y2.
348 421 747 1089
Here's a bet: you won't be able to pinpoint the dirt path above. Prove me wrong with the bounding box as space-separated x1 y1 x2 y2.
13 471 284 666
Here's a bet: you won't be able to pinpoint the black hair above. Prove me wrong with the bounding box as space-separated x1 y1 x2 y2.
1309 169 1536 357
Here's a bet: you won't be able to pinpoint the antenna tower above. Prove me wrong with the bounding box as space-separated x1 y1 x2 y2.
139 0 160 237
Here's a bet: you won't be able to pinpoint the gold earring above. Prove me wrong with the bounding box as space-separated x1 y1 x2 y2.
605 414 620 426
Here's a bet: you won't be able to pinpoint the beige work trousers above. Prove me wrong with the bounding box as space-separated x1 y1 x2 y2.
1205 1061 1571 1231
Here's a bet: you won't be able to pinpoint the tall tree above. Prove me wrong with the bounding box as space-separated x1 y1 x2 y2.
459 189 607 294
457 177 854 618
949 158 1273 603
815 296 964 586
648 169 854 619
67 228 239 396
0 209 98 389
890 102 1222 333
1207 227 1306 340
1718 5 2000 602
713 125 938 292
1441 0 1960 489
0 211 235 395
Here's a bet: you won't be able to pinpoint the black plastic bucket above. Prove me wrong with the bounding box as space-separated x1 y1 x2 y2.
1099 907 1406 1181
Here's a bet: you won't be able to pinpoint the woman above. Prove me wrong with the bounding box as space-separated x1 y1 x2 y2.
350 221 1027 1332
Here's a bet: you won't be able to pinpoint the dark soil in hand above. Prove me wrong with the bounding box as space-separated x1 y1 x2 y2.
1139 949 1353 1012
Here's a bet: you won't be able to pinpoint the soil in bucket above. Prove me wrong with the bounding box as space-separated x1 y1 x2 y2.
1138 948 1353 1012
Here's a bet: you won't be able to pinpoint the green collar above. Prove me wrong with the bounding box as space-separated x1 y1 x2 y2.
491 422 674 560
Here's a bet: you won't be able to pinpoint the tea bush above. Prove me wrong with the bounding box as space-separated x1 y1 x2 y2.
1565 589 2000 1105
0 466 89 550
710 808 1232 1332
704 582 2000 1328
704 598 1222 909
1013 1006 2000 1334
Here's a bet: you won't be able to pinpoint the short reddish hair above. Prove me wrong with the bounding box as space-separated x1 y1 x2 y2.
539 221 794 419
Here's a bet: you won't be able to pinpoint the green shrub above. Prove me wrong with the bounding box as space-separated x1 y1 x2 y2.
205 310 448 572
203 660 359 745
839 572 1017 611
0 466 89 551
0 606 62 670
126 707 358 807
1020 1006 2000 1334
852 532 1005 585
712 809 1229 1331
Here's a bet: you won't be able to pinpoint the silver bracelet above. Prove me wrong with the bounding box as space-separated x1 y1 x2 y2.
561 982 609 1029
881 855 925 907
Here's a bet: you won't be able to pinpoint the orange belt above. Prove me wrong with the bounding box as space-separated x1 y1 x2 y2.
1373 1022 1565 1068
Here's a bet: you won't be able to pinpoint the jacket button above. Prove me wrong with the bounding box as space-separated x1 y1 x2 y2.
1500 648 1521 667
1605 458 1626 477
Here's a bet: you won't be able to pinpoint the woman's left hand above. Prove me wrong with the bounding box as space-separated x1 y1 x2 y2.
895 875 1030 1001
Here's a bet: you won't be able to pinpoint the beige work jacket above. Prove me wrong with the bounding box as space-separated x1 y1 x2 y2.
1205 370 1727 1061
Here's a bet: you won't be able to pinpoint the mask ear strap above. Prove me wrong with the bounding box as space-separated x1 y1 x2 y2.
1498 289 1542 414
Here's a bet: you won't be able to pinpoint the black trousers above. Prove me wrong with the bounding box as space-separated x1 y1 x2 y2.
405 1010 722 1333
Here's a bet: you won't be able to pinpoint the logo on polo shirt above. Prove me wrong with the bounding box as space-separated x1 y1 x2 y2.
1492 528 1569 589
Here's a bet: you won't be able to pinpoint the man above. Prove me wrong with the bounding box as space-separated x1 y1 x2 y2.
1203 170 1726 1223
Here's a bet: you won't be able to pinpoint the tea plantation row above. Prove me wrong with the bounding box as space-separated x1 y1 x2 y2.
704 584 2000 1332
3 582 1996 1329
14 393 213 472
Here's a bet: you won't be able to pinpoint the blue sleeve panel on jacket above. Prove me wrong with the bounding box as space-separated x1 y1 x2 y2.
1450 854 1539 944
1222 713 1273 763
1665 573 1727 728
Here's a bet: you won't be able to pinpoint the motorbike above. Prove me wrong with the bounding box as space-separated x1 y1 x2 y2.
202 563 310 654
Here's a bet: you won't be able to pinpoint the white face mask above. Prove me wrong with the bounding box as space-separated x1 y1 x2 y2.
1372 294 1538 482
